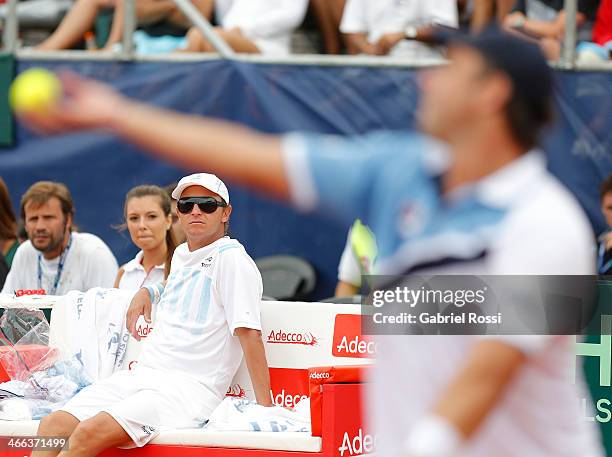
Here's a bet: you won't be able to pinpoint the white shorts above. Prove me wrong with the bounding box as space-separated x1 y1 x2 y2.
61 366 219 447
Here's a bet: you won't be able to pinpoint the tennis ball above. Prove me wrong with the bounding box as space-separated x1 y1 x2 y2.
9 68 62 114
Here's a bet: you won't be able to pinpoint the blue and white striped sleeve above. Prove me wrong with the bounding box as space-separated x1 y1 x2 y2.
281 130 416 226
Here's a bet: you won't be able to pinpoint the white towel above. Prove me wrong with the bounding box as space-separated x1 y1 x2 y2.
54 288 135 381
206 397 311 433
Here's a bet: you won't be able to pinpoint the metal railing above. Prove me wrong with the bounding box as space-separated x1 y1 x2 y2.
1 0 18 53
561 0 578 69
1 0 611 70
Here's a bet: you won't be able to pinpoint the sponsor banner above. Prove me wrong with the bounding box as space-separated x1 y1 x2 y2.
269 367 309 408
260 301 369 368
14 290 46 297
309 365 369 437
320 383 373 457
338 428 376 457
225 367 310 408
332 315 377 359
267 329 318 346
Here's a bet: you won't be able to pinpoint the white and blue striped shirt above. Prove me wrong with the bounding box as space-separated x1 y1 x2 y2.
138 237 263 412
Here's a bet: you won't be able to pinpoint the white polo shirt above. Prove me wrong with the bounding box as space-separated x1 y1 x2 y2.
1 232 118 295
215 0 309 54
340 0 458 59
137 237 263 412
117 251 165 291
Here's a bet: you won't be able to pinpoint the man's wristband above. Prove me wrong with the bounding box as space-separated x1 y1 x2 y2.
143 283 164 305
405 25 418 39
404 415 462 457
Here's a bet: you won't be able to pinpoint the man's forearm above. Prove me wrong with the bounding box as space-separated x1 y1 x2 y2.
107 100 289 200
522 11 585 39
404 340 526 455
430 340 526 437
522 19 563 38
238 329 273 406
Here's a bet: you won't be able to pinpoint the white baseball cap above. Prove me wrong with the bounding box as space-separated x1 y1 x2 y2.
171 173 230 203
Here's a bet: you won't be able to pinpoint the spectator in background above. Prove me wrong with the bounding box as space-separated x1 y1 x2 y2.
114 185 176 290
577 0 612 61
16 220 28 244
37 0 213 51
0 257 7 291
0 178 20 269
335 220 377 298
164 182 187 245
310 0 348 54
598 176 612 275
1 182 118 295
469 0 516 31
503 0 599 60
339 0 458 58
183 0 309 54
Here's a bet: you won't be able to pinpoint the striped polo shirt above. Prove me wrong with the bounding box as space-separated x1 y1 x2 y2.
137 237 263 412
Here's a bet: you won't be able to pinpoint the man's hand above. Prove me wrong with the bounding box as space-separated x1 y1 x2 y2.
20 72 124 135
126 288 152 340
503 11 526 30
375 32 405 56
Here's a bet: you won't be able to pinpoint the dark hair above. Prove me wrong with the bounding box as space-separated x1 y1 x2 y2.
163 182 178 199
601 176 612 202
0 178 17 240
17 219 28 242
21 181 74 222
481 60 554 151
123 185 177 279
504 92 554 151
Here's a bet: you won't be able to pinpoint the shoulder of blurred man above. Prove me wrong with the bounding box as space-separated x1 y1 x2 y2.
486 153 595 275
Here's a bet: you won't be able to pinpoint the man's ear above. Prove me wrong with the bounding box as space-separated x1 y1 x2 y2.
65 213 73 232
479 72 513 116
222 205 233 223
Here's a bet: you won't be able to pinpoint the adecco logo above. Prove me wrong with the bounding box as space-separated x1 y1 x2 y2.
226 384 246 398
136 323 154 338
309 371 331 380
267 329 318 346
332 315 377 359
272 389 308 408
338 428 376 456
15 289 46 296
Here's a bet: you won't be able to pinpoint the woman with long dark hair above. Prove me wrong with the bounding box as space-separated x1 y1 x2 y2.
0 178 19 269
114 185 177 290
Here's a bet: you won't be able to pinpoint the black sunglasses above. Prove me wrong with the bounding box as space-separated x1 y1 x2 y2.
177 196 227 214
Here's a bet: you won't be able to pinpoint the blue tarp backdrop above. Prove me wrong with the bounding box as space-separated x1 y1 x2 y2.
0 60 611 299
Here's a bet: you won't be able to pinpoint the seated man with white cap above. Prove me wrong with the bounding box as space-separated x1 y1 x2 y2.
32 173 271 457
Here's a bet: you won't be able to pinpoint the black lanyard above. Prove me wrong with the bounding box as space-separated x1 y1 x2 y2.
37 235 72 295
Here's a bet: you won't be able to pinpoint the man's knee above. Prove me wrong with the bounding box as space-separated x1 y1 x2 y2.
38 411 79 437
186 27 206 51
69 412 131 453
186 26 223 52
